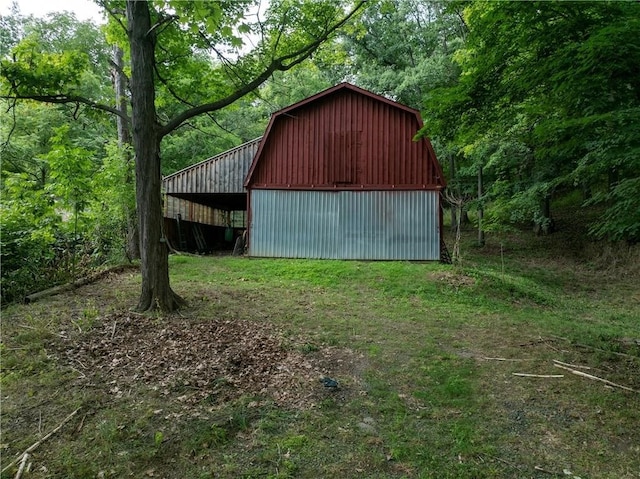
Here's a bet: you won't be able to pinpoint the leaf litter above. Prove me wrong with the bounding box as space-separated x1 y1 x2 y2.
54 311 366 413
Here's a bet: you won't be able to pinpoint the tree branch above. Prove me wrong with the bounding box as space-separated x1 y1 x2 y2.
0 93 131 127
153 64 196 107
98 0 127 34
207 114 238 138
0 98 18 152
108 58 130 91
158 62 278 137
147 14 179 38
159 0 366 138
197 31 247 88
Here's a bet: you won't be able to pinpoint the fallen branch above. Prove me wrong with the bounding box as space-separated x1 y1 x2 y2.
111 319 118 340
483 357 535 362
553 364 638 393
1 408 80 474
534 465 558 475
513 373 564 378
24 264 137 304
549 335 639 361
75 413 87 434
552 359 591 370
14 453 29 479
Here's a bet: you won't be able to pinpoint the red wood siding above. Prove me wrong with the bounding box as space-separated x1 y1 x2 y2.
246 85 444 190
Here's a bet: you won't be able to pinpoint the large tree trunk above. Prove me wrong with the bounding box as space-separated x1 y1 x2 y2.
127 0 184 312
112 45 140 261
449 155 458 233
477 164 485 246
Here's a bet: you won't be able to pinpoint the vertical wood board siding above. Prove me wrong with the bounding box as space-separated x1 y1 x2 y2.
163 137 261 195
164 196 246 227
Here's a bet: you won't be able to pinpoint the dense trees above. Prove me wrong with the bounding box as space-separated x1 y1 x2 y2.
342 0 465 110
1 0 365 309
0 10 120 303
1 0 638 305
418 1 640 240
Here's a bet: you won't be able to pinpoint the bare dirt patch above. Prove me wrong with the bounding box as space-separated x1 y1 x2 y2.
53 311 367 413
428 270 476 289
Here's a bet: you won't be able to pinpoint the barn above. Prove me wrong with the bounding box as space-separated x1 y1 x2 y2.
162 137 261 252
244 82 446 260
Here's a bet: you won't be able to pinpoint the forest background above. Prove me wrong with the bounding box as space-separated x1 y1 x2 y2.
1 0 638 304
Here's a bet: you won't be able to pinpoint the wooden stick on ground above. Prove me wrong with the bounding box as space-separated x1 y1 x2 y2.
483 357 535 362
549 335 639 361
552 359 591 370
1 409 80 474
513 373 564 378
14 453 29 479
534 465 557 475
24 264 137 304
553 364 639 393
111 319 118 340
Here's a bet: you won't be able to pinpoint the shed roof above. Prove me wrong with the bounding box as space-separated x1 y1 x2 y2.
163 137 261 210
245 83 445 190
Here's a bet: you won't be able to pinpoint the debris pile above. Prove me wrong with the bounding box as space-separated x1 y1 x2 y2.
58 312 366 410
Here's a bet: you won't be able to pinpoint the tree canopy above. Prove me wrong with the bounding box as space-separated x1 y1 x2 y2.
418 1 640 240
1 0 638 306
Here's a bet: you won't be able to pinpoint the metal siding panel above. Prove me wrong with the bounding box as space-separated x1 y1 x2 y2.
338 191 439 260
249 89 443 190
250 190 439 260
250 190 339 258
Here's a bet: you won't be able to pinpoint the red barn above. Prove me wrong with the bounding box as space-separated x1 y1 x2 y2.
245 83 446 260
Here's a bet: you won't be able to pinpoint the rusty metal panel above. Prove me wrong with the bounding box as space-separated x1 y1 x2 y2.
163 137 261 195
246 84 445 190
249 190 440 260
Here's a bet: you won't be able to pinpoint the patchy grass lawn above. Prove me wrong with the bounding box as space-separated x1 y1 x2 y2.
2 230 639 478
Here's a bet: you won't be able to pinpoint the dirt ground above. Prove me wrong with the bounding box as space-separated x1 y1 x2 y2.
51 289 368 415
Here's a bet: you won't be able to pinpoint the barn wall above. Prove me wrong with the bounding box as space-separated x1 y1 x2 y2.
248 90 441 189
165 196 246 228
249 190 440 260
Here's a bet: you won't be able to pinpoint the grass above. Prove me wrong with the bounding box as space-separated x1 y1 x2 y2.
1 227 639 478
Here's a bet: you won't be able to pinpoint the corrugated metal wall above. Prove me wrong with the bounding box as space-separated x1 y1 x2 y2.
249 190 440 260
247 89 442 189
164 137 261 195
164 196 246 227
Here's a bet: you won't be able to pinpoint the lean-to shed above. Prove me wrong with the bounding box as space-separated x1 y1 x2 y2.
162 137 261 251
245 83 446 260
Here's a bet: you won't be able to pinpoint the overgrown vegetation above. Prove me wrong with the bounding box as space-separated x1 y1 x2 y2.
2 1 638 305
2 226 639 478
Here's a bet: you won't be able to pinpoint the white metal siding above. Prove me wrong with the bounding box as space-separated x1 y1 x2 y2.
249 190 440 260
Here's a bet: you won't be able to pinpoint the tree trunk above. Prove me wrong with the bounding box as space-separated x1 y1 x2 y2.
127 0 184 312
113 46 131 148
449 155 457 233
541 194 555 234
477 164 485 246
112 45 140 261
534 194 555 236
